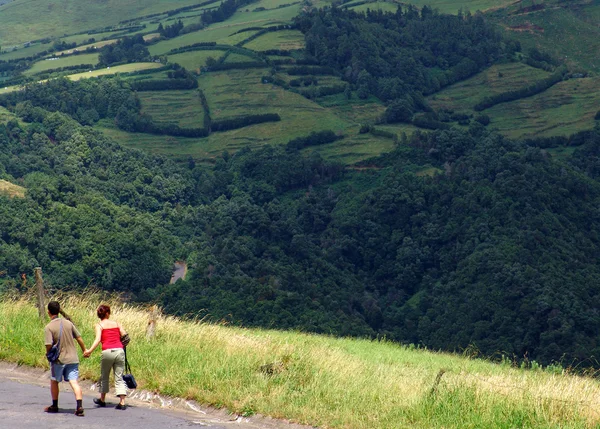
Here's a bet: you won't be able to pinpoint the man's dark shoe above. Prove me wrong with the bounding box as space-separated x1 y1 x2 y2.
44 405 59 413
115 404 127 410
75 407 85 417
93 398 106 407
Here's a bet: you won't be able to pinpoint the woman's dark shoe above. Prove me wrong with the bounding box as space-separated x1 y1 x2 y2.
74 407 85 417
93 398 106 407
115 404 127 410
44 405 59 413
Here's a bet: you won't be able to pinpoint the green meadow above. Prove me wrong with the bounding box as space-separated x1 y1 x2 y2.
24 53 100 75
428 61 600 139
0 0 201 46
138 90 206 128
2 293 600 429
167 51 229 71
428 62 552 113
403 0 514 14
243 30 305 51
495 3 600 72
349 1 400 13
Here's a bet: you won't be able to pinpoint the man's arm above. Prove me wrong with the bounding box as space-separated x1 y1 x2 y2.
45 345 52 353
76 336 86 353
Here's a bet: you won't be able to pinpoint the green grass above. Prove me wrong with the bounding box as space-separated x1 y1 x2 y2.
428 62 552 113
0 43 52 61
243 29 305 51
427 62 600 139
138 90 206 128
1 292 600 428
67 63 164 81
481 77 600 139
24 53 100 76
0 0 202 46
224 52 257 63
349 1 400 13
494 3 600 72
148 26 254 56
167 51 229 72
403 0 514 14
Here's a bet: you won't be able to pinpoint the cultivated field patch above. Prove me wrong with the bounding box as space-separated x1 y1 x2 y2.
24 53 100 75
244 30 305 51
138 90 206 128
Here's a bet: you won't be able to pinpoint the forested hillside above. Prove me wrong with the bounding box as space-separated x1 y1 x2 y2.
2 101 600 364
2 0 600 368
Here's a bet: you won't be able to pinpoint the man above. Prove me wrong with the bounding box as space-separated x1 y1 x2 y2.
44 301 87 416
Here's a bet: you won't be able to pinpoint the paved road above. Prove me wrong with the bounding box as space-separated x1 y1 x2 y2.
0 362 312 429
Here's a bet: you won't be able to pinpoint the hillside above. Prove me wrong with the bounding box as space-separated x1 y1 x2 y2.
2 0 600 384
2 293 600 429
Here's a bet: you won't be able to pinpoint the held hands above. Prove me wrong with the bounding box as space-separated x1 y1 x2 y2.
83 349 92 358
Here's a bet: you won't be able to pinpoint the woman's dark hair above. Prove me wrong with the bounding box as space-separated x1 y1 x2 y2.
97 304 111 320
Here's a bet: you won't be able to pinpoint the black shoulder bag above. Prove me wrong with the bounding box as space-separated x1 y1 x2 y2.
46 320 63 364
122 347 137 389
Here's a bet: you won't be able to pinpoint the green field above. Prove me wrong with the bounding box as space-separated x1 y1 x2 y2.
403 0 514 14
138 90 206 128
3 293 600 429
149 26 255 56
428 62 552 112
0 0 201 46
482 77 600 139
349 1 400 13
243 30 305 51
167 51 229 71
496 5 600 72
24 53 100 75
428 62 600 139
67 63 164 80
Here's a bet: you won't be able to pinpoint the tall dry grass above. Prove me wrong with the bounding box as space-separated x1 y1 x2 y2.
1 291 600 428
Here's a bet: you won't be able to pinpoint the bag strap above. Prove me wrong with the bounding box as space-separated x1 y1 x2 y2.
56 319 63 349
124 347 132 374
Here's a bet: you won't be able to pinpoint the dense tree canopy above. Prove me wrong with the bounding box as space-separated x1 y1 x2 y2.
2 101 600 365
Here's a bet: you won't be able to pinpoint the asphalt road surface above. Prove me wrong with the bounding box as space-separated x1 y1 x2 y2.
0 362 312 429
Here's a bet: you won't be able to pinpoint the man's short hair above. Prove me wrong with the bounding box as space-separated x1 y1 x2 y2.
48 301 60 316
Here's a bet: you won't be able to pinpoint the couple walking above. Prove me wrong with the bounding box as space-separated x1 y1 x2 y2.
43 301 130 417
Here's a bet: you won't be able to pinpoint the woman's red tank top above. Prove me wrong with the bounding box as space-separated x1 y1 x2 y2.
101 327 123 350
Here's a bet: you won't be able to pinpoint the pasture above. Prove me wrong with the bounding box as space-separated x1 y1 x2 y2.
243 30 305 51
24 53 100 76
428 62 552 113
167 51 229 71
403 0 515 14
0 0 201 46
149 26 257 56
495 3 600 71
429 67 600 139
138 90 206 128
67 63 163 80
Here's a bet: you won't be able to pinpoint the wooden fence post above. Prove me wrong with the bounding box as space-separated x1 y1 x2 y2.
146 305 160 339
34 267 45 320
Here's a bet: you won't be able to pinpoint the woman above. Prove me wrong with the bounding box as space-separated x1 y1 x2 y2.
84 304 128 410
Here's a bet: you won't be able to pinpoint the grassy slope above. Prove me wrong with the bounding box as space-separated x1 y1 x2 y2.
138 90 206 128
0 180 25 198
428 62 600 138
24 53 100 75
403 0 515 14
1 293 599 429
495 3 600 72
0 0 201 46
